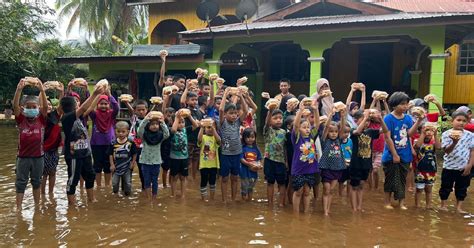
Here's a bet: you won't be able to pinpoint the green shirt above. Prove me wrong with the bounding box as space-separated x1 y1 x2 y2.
263 126 287 164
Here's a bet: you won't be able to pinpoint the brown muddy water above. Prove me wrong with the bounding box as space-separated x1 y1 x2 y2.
0 127 473 247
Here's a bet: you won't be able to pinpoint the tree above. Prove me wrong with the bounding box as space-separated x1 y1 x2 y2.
55 0 148 43
0 2 87 100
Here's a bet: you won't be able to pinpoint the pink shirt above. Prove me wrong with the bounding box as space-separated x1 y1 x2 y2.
16 113 46 158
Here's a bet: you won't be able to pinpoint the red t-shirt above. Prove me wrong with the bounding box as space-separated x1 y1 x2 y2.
465 123 474 133
16 113 46 158
368 122 385 152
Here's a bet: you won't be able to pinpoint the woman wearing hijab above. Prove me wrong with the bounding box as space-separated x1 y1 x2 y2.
85 88 120 187
312 78 338 121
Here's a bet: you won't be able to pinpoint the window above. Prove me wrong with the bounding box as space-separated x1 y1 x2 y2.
458 43 474 74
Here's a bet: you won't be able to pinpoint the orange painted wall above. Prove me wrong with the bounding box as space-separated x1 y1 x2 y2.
443 44 474 104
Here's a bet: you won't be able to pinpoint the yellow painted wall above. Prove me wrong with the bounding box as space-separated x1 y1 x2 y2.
444 44 474 104
148 0 240 44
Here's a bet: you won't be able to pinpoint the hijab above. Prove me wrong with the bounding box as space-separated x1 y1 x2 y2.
143 122 164 146
94 95 113 133
313 78 334 116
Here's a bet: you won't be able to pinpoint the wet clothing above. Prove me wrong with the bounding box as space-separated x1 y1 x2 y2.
439 169 471 201
264 158 286 185
383 162 409 200
43 150 59 175
15 157 44 193
16 113 46 158
65 156 95 195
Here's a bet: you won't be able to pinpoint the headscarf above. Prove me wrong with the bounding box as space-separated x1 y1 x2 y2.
143 122 164 145
69 92 81 102
312 78 334 116
349 101 359 112
412 98 426 108
94 95 113 133
456 106 471 114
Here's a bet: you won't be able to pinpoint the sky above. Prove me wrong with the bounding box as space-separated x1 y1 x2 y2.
44 0 82 40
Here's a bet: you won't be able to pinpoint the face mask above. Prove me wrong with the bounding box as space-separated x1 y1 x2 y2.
23 108 39 118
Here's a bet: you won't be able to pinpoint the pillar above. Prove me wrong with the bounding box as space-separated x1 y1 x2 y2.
308 57 325 96
206 60 222 91
427 53 449 112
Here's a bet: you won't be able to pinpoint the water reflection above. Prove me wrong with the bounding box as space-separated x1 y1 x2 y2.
0 127 473 246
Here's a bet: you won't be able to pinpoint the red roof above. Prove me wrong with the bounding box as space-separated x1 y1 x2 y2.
373 0 474 13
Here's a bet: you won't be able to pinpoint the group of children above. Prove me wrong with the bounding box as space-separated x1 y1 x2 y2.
12 60 474 215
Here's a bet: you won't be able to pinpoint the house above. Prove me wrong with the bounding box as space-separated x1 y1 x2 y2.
57 0 474 111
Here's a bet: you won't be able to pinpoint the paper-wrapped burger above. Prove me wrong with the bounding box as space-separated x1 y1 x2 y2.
227 87 240 95
95 79 109 90
238 85 248 93
321 89 332 97
424 122 438 132
178 108 191 118
265 98 280 110
200 118 214 127
301 97 313 107
352 82 365 90
159 50 168 57
319 115 328 124
261 92 270 99
23 77 39 86
286 98 300 108
237 76 248 85
119 94 134 102
44 81 62 90
149 111 164 121
333 101 346 112
372 90 389 100
411 106 426 118
424 94 436 103
209 73 219 81
450 130 463 140
150 96 163 105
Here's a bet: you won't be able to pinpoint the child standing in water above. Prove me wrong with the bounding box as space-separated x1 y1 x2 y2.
240 128 262 201
198 121 221 201
319 107 347 216
439 111 474 213
292 101 320 213
85 81 119 187
263 105 287 207
13 78 48 210
413 123 440 209
382 92 422 210
219 88 248 202
137 112 170 201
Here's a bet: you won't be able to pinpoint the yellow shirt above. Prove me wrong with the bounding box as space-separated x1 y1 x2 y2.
198 135 220 169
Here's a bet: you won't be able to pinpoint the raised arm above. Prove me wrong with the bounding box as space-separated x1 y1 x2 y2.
77 87 104 119
311 98 320 131
187 115 200 131
338 108 347 138
13 79 25 117
180 84 189 107
197 125 204 144
162 94 171 112
37 79 48 117
360 84 366 110
293 101 305 134
431 98 446 117
137 117 150 139
219 89 228 126
160 121 170 140
158 54 167 88
353 110 369 136
239 92 248 122
322 109 334 140
245 92 257 115
213 124 221 145
125 101 134 115
408 116 423 137
382 99 390 116
171 115 181 133
208 79 215 107
83 93 100 117
345 84 355 110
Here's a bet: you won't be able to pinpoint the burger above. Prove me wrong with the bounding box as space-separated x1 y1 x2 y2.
71 78 88 87
238 85 248 93
150 96 163 105
227 87 240 95
188 79 199 87
216 78 225 85
321 90 332 97
301 108 311 116
95 79 109 90
209 73 219 81
24 77 39 86
372 90 389 100
178 108 191 118
261 92 270 99
195 68 204 75
149 111 164 121
44 81 62 90
352 82 365 90
200 118 214 127
301 97 313 107
333 101 346 112
265 98 280 109
450 130 463 139
411 106 426 118
424 94 436 102
319 115 328 124
119 94 134 102
159 50 168 57
162 85 179 95
286 98 300 108
237 76 248 85
424 122 438 132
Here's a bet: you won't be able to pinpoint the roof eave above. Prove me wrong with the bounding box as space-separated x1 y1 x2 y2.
56 54 204 65
181 15 474 41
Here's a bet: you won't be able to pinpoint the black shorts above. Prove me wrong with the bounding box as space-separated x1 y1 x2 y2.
161 156 170 171
339 168 350 183
92 145 110 173
292 173 320 191
264 158 287 185
170 158 188 177
349 167 371 187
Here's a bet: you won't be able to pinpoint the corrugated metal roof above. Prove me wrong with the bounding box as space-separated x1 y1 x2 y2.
181 12 474 35
373 0 474 13
131 44 209 56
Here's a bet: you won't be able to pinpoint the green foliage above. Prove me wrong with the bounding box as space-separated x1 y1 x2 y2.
0 2 87 100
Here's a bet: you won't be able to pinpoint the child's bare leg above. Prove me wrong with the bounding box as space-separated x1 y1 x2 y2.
210 184 216 200
162 169 168 188
327 180 338 213
456 200 467 214
221 176 228 202
368 171 373 189
170 176 177 197
192 160 199 182
287 177 294 204
399 198 407 210
384 192 393 209
303 185 311 213
322 182 331 216
357 182 365 211
373 169 379 190
415 188 422 208
230 175 238 201
338 182 344 197
104 172 111 187
179 175 187 198
96 173 102 187
41 175 48 195
407 167 414 192
425 185 433 209
439 200 448 211
80 177 84 189
350 186 357 212
267 184 274 206
48 172 56 194
247 191 253 202
67 194 75 206
293 188 303 213
86 188 97 203
278 184 286 207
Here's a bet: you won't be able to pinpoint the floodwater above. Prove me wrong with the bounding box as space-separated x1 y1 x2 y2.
0 127 473 247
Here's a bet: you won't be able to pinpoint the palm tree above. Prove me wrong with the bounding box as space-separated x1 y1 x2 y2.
55 0 147 41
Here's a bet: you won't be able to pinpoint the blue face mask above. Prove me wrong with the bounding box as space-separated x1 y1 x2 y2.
23 108 39 118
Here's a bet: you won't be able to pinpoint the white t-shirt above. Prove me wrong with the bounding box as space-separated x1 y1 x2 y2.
441 129 474 170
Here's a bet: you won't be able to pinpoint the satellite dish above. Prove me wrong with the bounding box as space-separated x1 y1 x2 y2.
196 0 219 32
235 0 257 35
